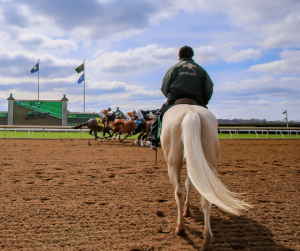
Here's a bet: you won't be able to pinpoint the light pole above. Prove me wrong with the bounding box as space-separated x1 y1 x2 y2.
285 102 288 128
283 102 288 127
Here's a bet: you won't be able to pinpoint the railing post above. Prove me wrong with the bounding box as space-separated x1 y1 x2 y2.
237 129 239 139
43 128 45 139
4 128 5 138
297 130 298 139
80 128 82 139
267 129 269 139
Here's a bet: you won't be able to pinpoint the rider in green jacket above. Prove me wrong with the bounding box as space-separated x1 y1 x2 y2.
148 45 214 150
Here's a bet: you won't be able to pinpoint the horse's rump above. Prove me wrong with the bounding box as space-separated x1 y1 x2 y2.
161 105 249 214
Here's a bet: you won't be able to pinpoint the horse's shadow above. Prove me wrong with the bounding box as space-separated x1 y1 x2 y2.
183 206 294 251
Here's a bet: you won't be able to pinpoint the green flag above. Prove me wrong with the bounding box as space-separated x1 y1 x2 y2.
75 63 84 74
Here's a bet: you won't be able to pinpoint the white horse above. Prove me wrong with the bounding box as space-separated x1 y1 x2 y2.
160 105 250 251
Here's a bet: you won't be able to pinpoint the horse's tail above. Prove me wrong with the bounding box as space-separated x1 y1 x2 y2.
73 122 88 129
181 110 250 215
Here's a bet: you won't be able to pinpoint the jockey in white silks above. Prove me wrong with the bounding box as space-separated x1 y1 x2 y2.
124 111 135 121
148 111 154 119
98 107 111 119
135 109 144 120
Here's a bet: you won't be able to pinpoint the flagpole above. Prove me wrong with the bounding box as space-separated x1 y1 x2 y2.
285 102 288 128
83 59 85 113
38 59 40 100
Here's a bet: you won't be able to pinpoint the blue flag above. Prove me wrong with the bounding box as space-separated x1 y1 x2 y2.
78 73 84 84
31 63 39 74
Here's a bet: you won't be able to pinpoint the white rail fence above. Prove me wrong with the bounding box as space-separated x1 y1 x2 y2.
0 125 90 139
219 127 299 139
0 125 299 139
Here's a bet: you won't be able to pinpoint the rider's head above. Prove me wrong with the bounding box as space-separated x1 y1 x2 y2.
108 107 111 111
116 107 119 110
179 45 194 59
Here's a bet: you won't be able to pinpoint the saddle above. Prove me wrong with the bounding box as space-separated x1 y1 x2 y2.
174 98 197 105
96 118 104 127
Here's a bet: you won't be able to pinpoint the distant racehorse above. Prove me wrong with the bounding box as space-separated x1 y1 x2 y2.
160 104 250 250
132 119 152 146
73 113 116 141
109 120 136 142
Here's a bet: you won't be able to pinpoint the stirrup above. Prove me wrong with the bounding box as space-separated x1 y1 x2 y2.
149 140 160 150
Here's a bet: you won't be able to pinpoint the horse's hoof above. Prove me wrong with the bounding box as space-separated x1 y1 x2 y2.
201 243 213 251
183 209 192 217
175 228 186 236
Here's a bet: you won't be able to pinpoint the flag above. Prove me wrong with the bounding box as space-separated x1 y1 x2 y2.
31 63 39 73
78 73 84 84
283 110 287 114
75 63 84 74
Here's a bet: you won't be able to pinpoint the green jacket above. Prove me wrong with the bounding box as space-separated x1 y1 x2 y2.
115 109 124 116
161 58 213 107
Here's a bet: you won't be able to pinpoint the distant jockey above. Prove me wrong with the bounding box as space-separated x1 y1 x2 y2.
115 107 124 116
149 109 158 119
135 109 144 120
124 110 135 121
98 107 112 120
133 109 148 134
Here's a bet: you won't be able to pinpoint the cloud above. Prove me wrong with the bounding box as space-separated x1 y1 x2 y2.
18 34 78 54
178 0 300 49
92 45 219 73
0 0 159 41
92 45 177 73
249 50 300 74
193 46 219 64
89 80 144 92
225 48 262 63
0 50 82 77
215 75 300 98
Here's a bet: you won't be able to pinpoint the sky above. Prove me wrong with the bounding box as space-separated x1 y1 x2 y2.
0 0 299 121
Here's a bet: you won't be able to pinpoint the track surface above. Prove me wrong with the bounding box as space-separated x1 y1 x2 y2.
0 139 299 250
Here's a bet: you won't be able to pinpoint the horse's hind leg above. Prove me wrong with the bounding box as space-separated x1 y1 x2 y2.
140 133 147 146
132 132 143 146
94 129 102 142
121 133 130 142
183 176 193 217
168 162 185 236
201 197 213 251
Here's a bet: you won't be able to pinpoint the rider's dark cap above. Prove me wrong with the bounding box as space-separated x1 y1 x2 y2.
179 46 194 59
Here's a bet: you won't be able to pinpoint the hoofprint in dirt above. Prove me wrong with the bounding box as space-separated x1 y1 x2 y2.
0 139 299 250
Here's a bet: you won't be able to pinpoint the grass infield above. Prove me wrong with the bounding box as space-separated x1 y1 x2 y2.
0 130 298 139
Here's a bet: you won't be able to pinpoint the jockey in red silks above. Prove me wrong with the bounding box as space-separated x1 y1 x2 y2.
147 45 214 150
124 110 136 121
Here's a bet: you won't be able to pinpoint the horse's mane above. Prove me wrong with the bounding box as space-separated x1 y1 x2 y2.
110 119 125 127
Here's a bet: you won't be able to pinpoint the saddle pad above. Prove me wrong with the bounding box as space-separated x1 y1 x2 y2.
157 105 174 139
157 117 162 139
96 118 104 127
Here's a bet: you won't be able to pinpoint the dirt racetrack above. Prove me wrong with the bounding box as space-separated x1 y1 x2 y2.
0 139 299 251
